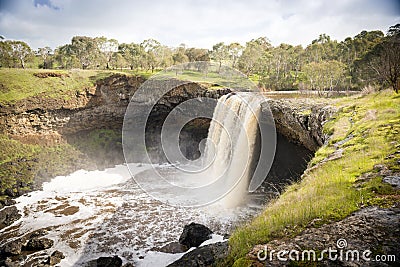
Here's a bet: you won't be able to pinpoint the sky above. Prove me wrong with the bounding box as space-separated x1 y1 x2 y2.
0 0 399 50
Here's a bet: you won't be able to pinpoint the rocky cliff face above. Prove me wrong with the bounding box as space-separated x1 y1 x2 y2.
0 73 336 154
0 74 231 142
263 98 337 152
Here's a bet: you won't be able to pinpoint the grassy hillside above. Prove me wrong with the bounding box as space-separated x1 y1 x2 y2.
225 90 400 266
0 68 153 105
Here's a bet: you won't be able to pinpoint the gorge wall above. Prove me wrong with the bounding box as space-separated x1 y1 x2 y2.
0 74 335 151
0 75 229 140
263 99 336 152
0 73 336 200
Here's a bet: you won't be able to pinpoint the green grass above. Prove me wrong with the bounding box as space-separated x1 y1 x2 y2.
0 134 91 198
0 128 125 198
224 90 400 266
158 68 257 91
0 68 153 104
115 69 159 79
67 128 123 164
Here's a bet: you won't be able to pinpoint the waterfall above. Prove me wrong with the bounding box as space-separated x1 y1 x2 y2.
203 93 262 207
122 91 272 208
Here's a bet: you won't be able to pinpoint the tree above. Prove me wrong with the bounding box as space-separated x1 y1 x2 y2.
305 34 339 63
227 42 243 68
355 24 400 93
263 44 303 90
238 37 272 76
37 46 52 69
185 48 210 62
352 30 384 60
6 41 33 68
0 41 12 67
153 45 173 68
303 60 347 91
96 37 118 69
110 52 126 70
141 39 162 72
71 36 102 69
54 44 79 69
210 42 229 72
118 42 144 70
172 44 189 65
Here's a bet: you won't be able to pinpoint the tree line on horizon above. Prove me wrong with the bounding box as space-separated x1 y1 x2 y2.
0 24 399 93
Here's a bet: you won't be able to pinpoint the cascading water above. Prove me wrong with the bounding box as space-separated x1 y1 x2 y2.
203 93 263 208
128 91 272 208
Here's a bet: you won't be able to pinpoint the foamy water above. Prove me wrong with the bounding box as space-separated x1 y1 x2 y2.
0 164 263 266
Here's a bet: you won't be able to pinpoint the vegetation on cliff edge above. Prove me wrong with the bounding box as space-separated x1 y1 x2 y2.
0 134 91 200
0 128 123 200
0 68 152 105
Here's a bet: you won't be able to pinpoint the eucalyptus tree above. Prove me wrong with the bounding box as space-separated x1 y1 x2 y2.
153 45 174 69
210 42 229 72
1 40 33 68
71 36 102 69
238 37 272 77
141 39 161 72
118 42 144 70
227 42 243 68
304 34 339 63
0 41 12 67
54 44 79 69
172 44 189 65
303 60 346 91
355 24 399 92
110 52 126 70
263 44 304 90
37 46 52 69
96 37 119 69
185 47 210 62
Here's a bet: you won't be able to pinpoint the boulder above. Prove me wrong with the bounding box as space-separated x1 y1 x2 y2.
96 255 123 267
155 241 187 253
383 175 400 188
1 239 24 255
0 206 21 229
46 250 65 265
25 237 54 250
0 198 16 207
179 222 213 248
4 188 17 197
168 241 228 267
0 258 19 267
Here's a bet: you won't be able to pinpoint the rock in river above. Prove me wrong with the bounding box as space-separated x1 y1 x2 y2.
179 222 213 248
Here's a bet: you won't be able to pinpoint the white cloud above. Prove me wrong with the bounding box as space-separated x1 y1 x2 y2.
0 0 398 49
